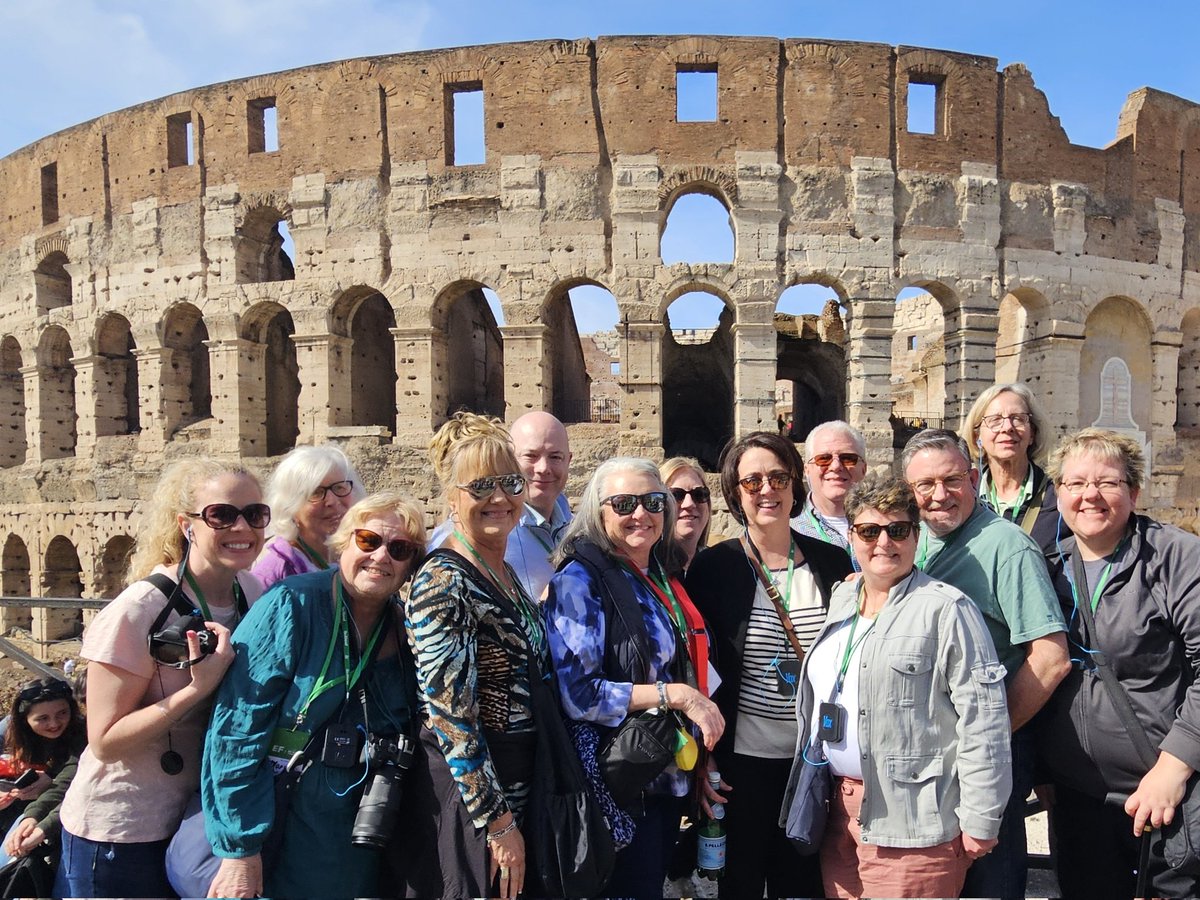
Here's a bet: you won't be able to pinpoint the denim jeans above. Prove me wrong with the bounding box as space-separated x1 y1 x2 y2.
55 828 174 899
960 727 1033 900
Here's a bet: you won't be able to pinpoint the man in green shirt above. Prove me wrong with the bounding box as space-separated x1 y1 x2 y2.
902 429 1069 900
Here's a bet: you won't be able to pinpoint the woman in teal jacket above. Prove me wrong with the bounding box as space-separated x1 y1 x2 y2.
201 491 422 898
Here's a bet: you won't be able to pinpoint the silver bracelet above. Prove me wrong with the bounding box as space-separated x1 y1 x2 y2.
486 819 517 843
656 680 670 713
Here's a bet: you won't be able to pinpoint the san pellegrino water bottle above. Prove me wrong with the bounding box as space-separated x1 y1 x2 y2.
697 770 726 879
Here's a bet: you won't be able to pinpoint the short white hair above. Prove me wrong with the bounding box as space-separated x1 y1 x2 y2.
265 445 366 541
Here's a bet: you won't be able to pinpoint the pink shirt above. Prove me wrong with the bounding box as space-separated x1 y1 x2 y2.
59 566 262 842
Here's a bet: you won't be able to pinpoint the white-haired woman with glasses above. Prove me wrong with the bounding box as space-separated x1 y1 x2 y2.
782 473 1011 899
963 383 1066 555
203 491 423 898
392 412 549 900
252 444 366 589
544 457 723 899
685 431 852 899
56 458 267 899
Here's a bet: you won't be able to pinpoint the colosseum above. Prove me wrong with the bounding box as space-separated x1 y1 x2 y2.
1 35 1199 645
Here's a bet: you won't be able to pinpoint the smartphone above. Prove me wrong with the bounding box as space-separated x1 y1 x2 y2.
0 769 39 792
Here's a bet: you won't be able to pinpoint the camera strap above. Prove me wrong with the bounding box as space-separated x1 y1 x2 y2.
144 572 196 637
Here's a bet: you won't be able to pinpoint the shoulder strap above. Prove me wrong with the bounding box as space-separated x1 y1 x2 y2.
738 535 807 663
566 544 653 685
1072 551 1159 771
143 573 197 636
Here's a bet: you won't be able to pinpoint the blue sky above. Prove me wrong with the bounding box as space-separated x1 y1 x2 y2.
2 0 1197 330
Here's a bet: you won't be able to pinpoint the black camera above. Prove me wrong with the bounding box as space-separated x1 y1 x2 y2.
149 613 217 666
350 734 415 849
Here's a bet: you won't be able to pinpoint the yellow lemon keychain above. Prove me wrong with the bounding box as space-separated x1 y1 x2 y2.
674 727 698 771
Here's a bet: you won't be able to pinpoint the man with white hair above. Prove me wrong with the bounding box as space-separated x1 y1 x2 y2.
789 420 867 569
428 410 572 600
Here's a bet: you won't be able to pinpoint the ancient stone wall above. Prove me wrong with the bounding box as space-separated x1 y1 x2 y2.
3 35 1200 638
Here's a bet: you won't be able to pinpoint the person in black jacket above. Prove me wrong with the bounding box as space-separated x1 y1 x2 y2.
686 431 853 899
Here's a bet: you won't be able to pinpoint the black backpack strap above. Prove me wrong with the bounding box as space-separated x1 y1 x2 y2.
143 573 198 636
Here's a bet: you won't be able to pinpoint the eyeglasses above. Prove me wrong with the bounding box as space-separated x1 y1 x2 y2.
1058 478 1128 496
908 472 971 498
981 413 1031 432
458 474 527 500
602 492 667 515
738 472 793 493
849 521 919 542
353 529 420 562
309 480 354 502
808 452 862 469
16 680 71 711
670 486 711 505
186 503 271 530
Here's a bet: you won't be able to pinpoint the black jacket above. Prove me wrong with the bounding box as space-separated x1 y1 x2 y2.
684 531 853 766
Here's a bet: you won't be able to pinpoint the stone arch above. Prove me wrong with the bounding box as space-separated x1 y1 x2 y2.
34 251 71 314
1 534 31 632
433 281 505 419
94 313 140 436
235 205 294 284
95 534 135 599
774 282 848 441
162 302 211 428
542 279 617 425
1082 296 1153 437
332 287 398 434
242 302 299 456
660 184 735 265
995 288 1051 384
662 287 734 470
0 336 26 467
42 535 83 640
1178 307 1200 430
35 325 77 460
891 286 947 433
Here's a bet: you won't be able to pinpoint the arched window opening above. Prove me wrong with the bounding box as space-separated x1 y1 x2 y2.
1 534 31 633
544 284 621 425
97 535 135 599
775 284 846 442
95 314 140 437
441 284 505 419
42 536 83 641
349 293 398 435
661 191 734 265
263 310 300 456
995 291 1050 385
1083 297 1152 448
1178 309 1200 431
37 326 77 460
35 252 71 314
162 303 211 429
0 337 26 467
891 287 946 444
236 207 295 283
662 291 733 470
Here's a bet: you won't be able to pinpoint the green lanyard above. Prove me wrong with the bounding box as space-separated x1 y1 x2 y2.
527 527 554 556
294 574 387 729
182 569 246 625
834 586 875 696
755 540 795 612
916 523 962 572
984 468 1033 518
295 536 329 570
453 530 544 648
1072 535 1129 612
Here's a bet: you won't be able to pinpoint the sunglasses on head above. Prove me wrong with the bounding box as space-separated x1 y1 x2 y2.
186 503 271 530
602 492 667 515
458 474 527 500
309 480 354 502
848 521 919 542
16 680 71 711
808 452 862 469
738 472 793 493
670 486 711 505
353 529 420 562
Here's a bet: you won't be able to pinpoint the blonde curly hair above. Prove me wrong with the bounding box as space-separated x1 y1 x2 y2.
428 412 520 517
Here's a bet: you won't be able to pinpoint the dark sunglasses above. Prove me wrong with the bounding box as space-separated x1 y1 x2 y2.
458 474 526 500
738 472 793 493
16 680 71 711
848 521 919 542
309 480 354 502
186 503 271 530
353 529 420 562
808 452 862 469
670 486 711 505
602 492 667 515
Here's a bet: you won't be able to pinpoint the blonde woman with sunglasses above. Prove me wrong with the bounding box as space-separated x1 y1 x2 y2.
203 491 423 898
782 473 1011 899
56 459 266 899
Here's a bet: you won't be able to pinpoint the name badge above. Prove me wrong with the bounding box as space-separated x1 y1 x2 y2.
268 727 308 775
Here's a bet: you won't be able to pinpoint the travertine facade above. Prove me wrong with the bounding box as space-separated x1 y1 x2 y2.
3 35 1200 643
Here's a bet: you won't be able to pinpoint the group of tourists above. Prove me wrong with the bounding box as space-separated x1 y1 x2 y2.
3 383 1198 899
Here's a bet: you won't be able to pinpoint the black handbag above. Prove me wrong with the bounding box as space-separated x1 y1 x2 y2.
525 660 616 897
598 708 682 810
0 843 55 899
784 742 833 856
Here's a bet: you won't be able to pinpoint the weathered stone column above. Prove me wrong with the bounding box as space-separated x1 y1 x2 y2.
1024 320 1085 446
1149 328 1184 505
844 298 895 466
618 321 665 457
71 355 106 458
22 363 75 463
393 327 446 441
500 323 548 420
942 305 999 429
732 301 777 438
134 346 173 451
292 333 352 444
206 338 265 455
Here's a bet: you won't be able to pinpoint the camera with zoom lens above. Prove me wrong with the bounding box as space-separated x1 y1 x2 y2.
149 613 217 666
351 733 415 849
